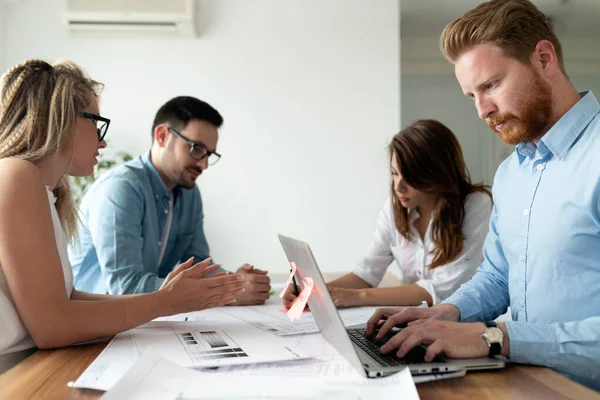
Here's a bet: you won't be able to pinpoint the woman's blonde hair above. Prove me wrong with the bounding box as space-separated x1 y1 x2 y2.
440 0 566 75
0 59 102 240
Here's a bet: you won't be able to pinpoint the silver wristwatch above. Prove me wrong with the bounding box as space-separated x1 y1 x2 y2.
482 321 503 357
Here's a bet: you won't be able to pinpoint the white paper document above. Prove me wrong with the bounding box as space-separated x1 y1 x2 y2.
218 304 427 336
158 303 427 336
72 318 309 391
102 351 420 400
156 305 379 335
204 332 357 379
223 303 427 336
199 328 461 387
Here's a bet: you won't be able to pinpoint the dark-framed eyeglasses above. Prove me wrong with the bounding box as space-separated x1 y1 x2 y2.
82 112 111 142
167 127 221 165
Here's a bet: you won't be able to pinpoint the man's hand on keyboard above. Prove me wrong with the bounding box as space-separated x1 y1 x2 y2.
378 320 492 361
365 304 461 339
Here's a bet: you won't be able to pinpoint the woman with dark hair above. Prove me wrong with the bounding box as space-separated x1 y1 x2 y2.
283 119 492 308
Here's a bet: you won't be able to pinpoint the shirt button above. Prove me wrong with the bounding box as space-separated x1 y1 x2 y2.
155 195 159 198
164 209 169 214
523 209 529 216
519 255 526 262
519 301 525 309
417 271 422 276
157 241 162 246
536 164 545 171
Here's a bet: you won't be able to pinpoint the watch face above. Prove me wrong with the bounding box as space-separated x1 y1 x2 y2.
485 327 503 343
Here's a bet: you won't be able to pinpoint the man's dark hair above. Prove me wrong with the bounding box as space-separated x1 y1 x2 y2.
151 96 223 141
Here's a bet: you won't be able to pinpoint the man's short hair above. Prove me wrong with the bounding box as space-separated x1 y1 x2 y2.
440 0 566 75
151 96 223 141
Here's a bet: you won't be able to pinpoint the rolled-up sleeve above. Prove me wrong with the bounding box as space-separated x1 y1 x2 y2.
416 192 492 304
352 200 396 287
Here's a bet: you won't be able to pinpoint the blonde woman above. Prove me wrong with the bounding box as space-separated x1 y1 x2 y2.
0 60 247 373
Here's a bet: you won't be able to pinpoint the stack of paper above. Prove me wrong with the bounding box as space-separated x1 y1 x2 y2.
158 303 426 336
71 315 309 391
74 301 436 398
101 351 421 400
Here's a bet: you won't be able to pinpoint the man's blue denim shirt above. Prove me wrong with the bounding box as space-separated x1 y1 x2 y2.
69 151 217 294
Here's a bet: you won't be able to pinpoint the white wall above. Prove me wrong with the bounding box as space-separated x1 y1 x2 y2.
4 0 401 274
571 76 600 100
0 2 5 71
401 74 501 185
401 36 600 186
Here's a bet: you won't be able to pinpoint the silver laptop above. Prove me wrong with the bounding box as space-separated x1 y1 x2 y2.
278 234 506 378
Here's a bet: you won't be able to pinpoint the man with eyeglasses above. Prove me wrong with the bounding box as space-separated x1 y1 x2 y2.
69 96 272 305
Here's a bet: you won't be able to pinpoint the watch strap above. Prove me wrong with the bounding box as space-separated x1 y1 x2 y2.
484 321 501 357
488 341 501 357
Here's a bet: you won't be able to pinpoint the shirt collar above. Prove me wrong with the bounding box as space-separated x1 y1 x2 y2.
409 208 420 223
516 91 600 163
408 207 436 223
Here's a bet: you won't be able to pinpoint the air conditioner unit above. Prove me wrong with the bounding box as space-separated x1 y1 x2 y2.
65 0 196 37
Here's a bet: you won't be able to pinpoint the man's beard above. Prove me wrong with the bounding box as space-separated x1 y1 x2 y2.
176 166 202 189
486 69 554 145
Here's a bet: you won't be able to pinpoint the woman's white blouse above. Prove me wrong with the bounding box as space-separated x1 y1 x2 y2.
0 186 74 372
353 192 492 305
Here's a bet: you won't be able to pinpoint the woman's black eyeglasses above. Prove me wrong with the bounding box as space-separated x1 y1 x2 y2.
168 127 221 165
82 112 111 142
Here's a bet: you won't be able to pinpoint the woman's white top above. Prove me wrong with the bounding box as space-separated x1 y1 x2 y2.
0 186 74 372
353 192 492 305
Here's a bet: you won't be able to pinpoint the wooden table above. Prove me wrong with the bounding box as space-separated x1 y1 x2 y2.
1 272 599 399
1 341 598 400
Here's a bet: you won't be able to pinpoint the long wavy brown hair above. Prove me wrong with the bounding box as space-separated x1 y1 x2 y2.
390 119 490 269
0 59 102 240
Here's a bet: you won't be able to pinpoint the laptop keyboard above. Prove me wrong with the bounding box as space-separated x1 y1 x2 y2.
347 328 444 367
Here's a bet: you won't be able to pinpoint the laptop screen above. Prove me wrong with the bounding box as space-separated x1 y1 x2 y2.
278 234 368 377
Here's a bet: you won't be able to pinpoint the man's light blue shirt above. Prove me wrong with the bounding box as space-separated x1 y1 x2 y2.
70 151 215 294
443 91 600 390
